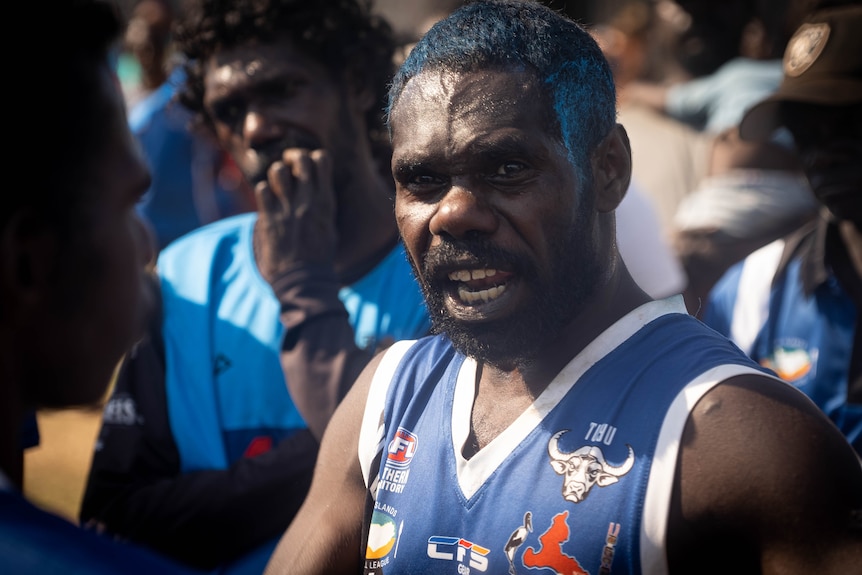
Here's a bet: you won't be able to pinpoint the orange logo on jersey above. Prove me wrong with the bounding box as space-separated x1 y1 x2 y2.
761 346 813 381
522 511 588 575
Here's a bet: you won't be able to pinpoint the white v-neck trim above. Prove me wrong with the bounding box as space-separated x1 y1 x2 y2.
451 295 688 500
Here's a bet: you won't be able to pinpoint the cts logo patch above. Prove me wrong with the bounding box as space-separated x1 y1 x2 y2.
387 427 418 468
427 536 490 572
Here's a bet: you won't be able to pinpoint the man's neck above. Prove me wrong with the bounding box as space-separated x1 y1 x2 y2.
488 264 650 393
465 266 651 456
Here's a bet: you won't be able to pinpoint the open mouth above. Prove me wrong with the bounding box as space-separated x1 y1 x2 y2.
447 268 513 304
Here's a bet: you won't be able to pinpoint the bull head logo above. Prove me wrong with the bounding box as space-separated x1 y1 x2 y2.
547 430 635 503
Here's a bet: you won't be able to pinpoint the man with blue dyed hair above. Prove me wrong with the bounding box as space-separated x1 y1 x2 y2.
266 2 861 573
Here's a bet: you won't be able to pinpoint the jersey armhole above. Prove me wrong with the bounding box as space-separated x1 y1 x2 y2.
358 340 418 488
639 363 776 574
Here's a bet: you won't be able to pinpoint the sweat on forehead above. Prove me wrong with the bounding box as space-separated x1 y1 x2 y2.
386 0 617 166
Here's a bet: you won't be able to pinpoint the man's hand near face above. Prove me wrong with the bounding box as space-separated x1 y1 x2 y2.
255 148 338 284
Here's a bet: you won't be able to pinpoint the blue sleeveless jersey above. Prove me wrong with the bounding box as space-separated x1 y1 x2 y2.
704 239 861 452
0 488 196 574
157 213 430 472
358 297 772 575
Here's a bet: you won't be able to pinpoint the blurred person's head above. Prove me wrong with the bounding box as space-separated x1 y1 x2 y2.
2 0 153 412
174 0 396 188
740 2 862 225
587 0 656 88
667 0 750 77
125 0 175 91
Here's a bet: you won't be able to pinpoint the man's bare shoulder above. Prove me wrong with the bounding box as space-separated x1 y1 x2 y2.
668 373 862 573
264 345 401 575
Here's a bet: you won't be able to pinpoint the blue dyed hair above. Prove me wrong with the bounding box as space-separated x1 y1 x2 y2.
386 0 617 171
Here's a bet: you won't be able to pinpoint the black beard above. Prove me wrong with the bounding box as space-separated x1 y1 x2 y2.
414 223 601 370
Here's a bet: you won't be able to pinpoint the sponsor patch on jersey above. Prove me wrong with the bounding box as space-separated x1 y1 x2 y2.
378 428 418 494
386 427 418 467
762 345 814 381
427 536 490 572
504 511 533 574
547 430 635 504
522 512 588 575
366 509 401 564
102 396 141 426
243 436 273 458
598 522 621 575
506 513 623 575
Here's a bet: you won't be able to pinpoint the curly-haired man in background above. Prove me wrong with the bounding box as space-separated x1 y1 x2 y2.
79 1 430 573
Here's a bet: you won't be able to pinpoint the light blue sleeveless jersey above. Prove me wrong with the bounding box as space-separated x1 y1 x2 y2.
157 213 430 472
358 298 772 575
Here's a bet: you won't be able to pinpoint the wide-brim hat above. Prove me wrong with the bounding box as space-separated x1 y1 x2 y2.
739 3 862 140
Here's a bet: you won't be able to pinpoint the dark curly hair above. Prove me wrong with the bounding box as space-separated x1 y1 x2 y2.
174 0 395 144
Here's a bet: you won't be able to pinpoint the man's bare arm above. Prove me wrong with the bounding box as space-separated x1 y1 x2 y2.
668 374 862 573
265 351 385 575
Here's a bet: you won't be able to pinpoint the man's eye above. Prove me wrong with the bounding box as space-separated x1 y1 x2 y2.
398 171 447 198
410 173 444 186
493 161 526 177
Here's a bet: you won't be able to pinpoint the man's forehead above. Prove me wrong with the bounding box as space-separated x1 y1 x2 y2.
207 56 264 85
399 67 536 97
203 38 323 95
390 67 561 166
392 68 541 123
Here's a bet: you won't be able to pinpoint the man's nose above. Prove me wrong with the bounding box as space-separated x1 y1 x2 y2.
428 181 498 240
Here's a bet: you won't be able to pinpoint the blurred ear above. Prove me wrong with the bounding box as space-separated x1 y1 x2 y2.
591 124 632 213
0 210 59 314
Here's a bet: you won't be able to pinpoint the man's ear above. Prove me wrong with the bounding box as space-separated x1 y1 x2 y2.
591 124 632 213
0 210 59 312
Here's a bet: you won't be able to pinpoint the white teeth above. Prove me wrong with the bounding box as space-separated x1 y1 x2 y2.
457 283 507 303
447 268 506 304
448 268 498 281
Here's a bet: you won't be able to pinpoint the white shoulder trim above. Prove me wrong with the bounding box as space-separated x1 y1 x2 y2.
639 364 780 574
730 239 784 353
358 339 418 488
